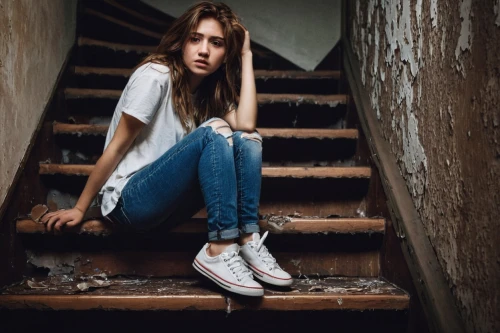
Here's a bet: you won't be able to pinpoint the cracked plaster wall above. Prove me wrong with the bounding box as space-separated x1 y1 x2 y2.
0 0 77 212
349 1 499 332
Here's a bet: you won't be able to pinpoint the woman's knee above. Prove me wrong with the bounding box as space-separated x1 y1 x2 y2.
239 131 262 144
201 118 233 146
234 130 262 145
233 131 263 156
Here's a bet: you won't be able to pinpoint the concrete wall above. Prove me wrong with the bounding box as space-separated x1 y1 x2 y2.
349 1 499 332
0 0 77 213
143 0 341 71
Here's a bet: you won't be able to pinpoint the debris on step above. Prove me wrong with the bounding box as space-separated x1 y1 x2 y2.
61 149 91 163
26 275 74 290
356 200 367 218
27 280 49 289
308 286 364 293
89 116 112 126
30 204 49 223
300 277 394 294
225 297 232 314
77 279 112 292
265 214 292 228
86 272 108 280
76 273 112 292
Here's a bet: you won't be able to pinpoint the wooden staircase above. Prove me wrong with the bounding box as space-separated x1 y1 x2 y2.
0 1 414 331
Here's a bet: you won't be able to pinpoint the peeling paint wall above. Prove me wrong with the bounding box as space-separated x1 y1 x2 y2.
0 0 77 213
349 1 500 332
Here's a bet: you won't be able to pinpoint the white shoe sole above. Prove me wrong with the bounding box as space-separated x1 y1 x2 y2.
248 265 293 287
193 259 264 297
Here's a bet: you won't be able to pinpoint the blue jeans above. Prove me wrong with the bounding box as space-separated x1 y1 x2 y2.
106 118 262 241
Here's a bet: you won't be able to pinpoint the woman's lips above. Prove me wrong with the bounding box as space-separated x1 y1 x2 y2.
194 60 208 68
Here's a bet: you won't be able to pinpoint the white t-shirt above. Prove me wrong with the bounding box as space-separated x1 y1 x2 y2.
99 62 189 216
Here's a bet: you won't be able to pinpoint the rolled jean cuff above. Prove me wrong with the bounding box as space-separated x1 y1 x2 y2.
208 227 240 241
240 223 260 234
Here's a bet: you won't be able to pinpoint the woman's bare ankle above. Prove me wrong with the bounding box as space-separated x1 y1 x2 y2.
207 240 234 256
238 233 254 245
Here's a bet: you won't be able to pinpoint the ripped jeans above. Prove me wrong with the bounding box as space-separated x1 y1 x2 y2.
106 118 262 241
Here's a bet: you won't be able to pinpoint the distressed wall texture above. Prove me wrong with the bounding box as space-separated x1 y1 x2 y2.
0 0 77 213
349 1 499 332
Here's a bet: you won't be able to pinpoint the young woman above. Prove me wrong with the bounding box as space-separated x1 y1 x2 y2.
41 2 292 297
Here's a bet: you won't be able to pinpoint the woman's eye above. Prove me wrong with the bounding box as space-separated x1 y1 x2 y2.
212 41 224 47
191 37 200 42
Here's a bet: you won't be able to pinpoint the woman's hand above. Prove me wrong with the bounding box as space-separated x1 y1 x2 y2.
41 207 85 233
236 23 251 56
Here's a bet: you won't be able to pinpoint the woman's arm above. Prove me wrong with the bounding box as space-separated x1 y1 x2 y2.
42 113 145 232
224 28 257 132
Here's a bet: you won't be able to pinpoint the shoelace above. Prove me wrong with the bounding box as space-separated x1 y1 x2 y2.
251 231 282 270
221 251 254 282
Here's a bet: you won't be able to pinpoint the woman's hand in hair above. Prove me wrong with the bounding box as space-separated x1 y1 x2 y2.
42 207 85 233
235 23 251 56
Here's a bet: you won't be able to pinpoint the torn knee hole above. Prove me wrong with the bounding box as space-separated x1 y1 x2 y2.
207 120 233 145
241 132 262 143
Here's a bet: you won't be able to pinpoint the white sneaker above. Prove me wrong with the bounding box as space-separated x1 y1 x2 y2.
193 243 264 297
240 231 293 287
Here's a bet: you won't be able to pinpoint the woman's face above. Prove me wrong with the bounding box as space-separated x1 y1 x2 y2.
182 17 226 80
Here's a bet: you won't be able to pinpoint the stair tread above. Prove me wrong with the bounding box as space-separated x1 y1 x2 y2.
0 277 409 311
64 88 347 105
74 66 341 79
17 217 385 235
38 164 371 178
78 37 155 53
53 122 358 139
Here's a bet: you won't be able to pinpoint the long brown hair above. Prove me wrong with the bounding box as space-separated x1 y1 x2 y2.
137 2 245 131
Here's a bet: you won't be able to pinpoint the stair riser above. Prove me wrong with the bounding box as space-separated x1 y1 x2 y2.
84 0 170 33
80 13 160 46
26 251 379 278
23 231 382 251
0 310 410 332
55 135 358 165
41 178 369 217
63 101 349 129
76 45 149 68
73 75 341 95
76 45 304 72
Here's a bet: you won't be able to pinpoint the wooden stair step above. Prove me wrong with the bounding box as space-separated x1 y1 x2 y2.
23 201 368 225
17 217 384 236
0 277 409 311
64 88 348 105
78 37 155 54
74 66 341 80
53 122 359 139
65 88 122 99
84 8 163 39
38 164 371 178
